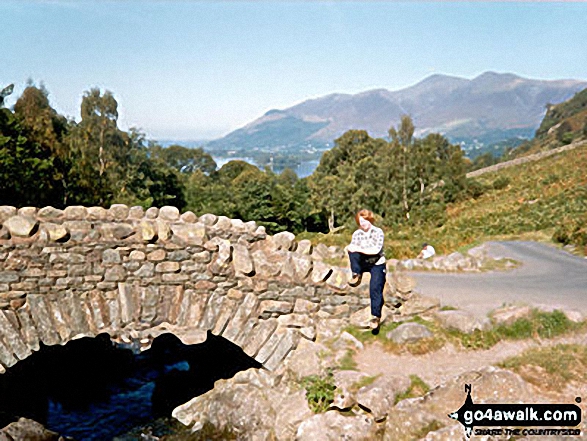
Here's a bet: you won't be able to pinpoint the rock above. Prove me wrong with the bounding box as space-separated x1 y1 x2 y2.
138 221 157 242
329 386 356 411
100 223 135 240
180 210 197 223
233 243 255 276
37 206 64 221
386 322 433 344
215 215 232 230
274 390 313 441
145 207 159 219
102 249 121 264
311 260 332 283
125 206 143 220
0 418 62 441
17 207 36 218
296 239 313 255
87 206 108 221
350 305 394 329
0 206 17 223
170 222 208 245
273 231 297 251
172 368 279 437
159 205 180 221
296 411 378 441
326 267 350 290
434 310 491 333
198 213 218 226
490 304 533 325
63 205 87 219
283 339 325 378
312 243 329 260
356 375 411 421
156 219 171 241
109 204 129 220
392 271 416 296
4 215 38 237
400 293 441 316
40 223 69 242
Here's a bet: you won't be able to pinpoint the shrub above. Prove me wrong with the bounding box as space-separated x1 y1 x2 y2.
302 371 337 413
491 176 510 190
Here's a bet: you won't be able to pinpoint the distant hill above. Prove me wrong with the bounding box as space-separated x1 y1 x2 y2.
509 87 587 157
205 72 587 156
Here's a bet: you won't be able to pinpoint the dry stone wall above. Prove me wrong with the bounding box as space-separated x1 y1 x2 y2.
0 205 371 373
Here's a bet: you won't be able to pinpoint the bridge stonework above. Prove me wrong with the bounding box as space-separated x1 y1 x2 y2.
0 205 369 373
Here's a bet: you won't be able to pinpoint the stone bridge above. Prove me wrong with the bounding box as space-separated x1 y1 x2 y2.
0 204 381 374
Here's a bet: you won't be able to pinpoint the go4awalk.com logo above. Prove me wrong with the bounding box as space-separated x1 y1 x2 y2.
448 384 582 438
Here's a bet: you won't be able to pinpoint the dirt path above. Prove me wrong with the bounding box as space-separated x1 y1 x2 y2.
355 332 587 388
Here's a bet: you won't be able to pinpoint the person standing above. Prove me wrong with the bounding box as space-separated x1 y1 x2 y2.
345 209 386 330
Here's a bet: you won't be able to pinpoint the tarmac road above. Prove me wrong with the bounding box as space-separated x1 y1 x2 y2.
410 241 587 316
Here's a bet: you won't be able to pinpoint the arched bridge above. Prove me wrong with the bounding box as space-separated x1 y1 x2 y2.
0 205 372 373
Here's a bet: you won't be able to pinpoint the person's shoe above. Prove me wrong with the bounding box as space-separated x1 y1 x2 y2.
348 273 362 287
369 316 380 330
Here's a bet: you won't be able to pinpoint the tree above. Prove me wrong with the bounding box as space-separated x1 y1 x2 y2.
388 115 415 220
14 85 70 205
66 88 127 205
0 108 59 206
149 144 216 174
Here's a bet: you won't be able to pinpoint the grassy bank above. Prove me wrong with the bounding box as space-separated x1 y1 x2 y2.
299 143 587 259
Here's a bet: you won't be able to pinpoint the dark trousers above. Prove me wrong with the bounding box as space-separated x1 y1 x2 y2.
348 252 385 318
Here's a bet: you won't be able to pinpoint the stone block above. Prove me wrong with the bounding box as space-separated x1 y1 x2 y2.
4 216 38 237
242 319 277 358
0 310 31 361
223 293 259 344
233 244 255 276
64 205 87 220
109 204 130 220
37 206 64 220
87 206 108 221
170 223 207 245
159 206 180 221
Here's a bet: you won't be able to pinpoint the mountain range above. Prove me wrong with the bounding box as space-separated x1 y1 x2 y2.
204 72 587 155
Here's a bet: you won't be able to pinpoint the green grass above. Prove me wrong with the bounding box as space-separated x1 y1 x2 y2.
338 350 358 371
345 309 584 354
299 144 587 259
350 374 380 392
301 370 337 413
394 375 431 404
500 344 587 391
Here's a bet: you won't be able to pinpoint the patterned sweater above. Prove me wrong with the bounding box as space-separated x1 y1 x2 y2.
350 225 385 265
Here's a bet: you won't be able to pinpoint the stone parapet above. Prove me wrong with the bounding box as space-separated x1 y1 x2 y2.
0 205 393 373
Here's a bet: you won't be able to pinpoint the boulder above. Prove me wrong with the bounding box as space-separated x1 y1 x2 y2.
490 304 533 325
434 310 491 333
109 204 129 220
273 231 297 251
296 411 378 441
0 418 62 441
4 215 38 237
172 368 283 438
159 205 180 221
386 322 433 344
356 375 411 421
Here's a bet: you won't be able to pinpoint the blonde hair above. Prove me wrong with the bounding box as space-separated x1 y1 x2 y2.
355 209 375 226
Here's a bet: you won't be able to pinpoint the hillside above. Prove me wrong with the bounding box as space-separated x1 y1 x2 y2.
205 72 587 156
511 88 587 156
302 141 587 259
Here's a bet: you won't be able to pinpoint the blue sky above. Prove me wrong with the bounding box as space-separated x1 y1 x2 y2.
2 1 587 140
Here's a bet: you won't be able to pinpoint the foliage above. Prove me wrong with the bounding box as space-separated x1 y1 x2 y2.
394 375 431 404
500 344 587 391
308 117 467 229
0 108 62 207
301 370 337 413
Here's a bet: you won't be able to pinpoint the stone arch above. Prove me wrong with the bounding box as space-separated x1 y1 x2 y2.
0 205 373 374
